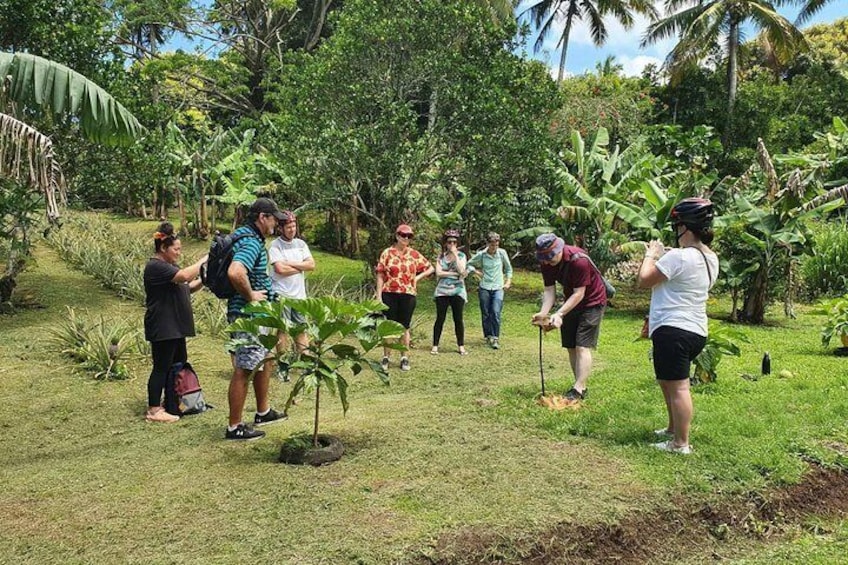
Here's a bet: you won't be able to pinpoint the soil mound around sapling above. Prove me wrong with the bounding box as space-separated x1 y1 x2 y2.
279 433 344 466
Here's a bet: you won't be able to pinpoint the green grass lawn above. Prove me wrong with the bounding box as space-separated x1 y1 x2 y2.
1 216 846 563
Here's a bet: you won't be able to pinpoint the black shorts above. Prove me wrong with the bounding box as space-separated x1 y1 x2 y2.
560 305 605 349
381 292 416 329
651 325 707 381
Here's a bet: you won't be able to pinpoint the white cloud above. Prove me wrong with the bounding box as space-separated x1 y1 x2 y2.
619 54 665 77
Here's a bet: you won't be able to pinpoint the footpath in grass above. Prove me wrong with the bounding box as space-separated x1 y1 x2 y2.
1 225 847 563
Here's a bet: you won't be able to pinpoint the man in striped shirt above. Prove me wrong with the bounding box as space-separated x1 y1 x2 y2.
225 198 288 441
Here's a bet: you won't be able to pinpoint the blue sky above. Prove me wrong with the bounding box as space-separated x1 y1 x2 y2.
168 1 847 77
516 0 848 77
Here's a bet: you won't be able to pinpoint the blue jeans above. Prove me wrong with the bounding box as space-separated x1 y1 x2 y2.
478 288 504 339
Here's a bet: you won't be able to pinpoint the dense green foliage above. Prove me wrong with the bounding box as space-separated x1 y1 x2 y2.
2 3 847 315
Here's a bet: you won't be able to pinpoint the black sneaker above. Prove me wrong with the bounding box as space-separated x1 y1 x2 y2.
565 388 586 401
254 408 288 427
225 423 266 441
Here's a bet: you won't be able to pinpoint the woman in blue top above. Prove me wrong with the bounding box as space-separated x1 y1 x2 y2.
468 232 513 349
431 229 473 355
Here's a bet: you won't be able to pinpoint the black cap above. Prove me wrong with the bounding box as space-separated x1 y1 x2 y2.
249 197 286 221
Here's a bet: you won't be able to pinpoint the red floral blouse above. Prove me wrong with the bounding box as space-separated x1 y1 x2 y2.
376 246 431 295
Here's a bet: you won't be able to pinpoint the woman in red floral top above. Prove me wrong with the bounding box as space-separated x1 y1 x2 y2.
375 224 434 372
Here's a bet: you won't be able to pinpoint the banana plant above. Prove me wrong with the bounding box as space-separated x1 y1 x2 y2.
549 127 665 260
211 129 286 229
692 322 750 384
164 122 229 236
0 52 143 304
724 138 847 323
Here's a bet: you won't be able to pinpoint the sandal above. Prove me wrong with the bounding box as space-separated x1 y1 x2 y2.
145 408 179 423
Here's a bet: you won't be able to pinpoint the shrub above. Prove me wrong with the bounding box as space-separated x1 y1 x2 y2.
50 307 141 380
800 218 848 299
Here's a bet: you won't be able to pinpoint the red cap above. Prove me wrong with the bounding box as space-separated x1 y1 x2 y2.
396 224 414 236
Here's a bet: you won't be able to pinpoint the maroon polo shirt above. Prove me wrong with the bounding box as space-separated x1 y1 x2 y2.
540 245 607 310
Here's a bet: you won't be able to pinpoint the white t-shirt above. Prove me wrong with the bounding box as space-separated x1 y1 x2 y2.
268 237 312 299
649 247 719 337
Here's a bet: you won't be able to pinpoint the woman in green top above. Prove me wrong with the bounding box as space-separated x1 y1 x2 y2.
468 232 513 349
431 229 473 355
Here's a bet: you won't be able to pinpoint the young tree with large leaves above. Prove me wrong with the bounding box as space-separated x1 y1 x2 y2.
520 0 658 84
642 0 805 148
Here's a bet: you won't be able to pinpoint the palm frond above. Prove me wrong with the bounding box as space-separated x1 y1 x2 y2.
748 4 807 55
0 52 144 146
581 0 608 45
0 113 66 222
641 3 706 47
795 0 830 25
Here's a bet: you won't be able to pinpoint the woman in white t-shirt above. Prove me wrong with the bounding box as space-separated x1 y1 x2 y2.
637 198 719 455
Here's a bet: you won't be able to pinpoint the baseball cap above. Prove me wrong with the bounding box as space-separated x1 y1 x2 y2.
535 233 565 263
396 224 414 236
249 197 286 221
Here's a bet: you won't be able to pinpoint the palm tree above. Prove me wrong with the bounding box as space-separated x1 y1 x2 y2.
641 0 805 147
0 51 142 302
520 0 658 84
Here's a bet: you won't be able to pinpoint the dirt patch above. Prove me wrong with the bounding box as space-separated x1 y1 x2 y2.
413 465 848 564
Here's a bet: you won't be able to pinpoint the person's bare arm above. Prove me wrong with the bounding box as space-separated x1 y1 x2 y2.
637 240 668 289
228 261 267 302
171 255 208 284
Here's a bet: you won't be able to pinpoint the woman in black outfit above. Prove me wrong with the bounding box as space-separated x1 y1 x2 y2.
143 222 207 423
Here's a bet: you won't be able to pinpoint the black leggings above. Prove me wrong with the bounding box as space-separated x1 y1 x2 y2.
433 295 465 346
148 338 187 406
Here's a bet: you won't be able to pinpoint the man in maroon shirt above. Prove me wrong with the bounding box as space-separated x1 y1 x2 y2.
531 233 607 402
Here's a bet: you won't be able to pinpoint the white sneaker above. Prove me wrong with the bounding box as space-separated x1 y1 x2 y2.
651 440 692 455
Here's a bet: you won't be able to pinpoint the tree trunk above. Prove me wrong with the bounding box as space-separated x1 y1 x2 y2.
304 0 333 51
350 190 360 256
730 288 739 322
723 18 740 148
741 263 769 324
313 386 321 448
0 256 25 305
428 88 438 131
176 187 187 235
199 182 209 238
784 259 796 319
556 13 575 85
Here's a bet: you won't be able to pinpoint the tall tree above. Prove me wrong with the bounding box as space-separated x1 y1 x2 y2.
642 0 805 148
520 0 658 84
